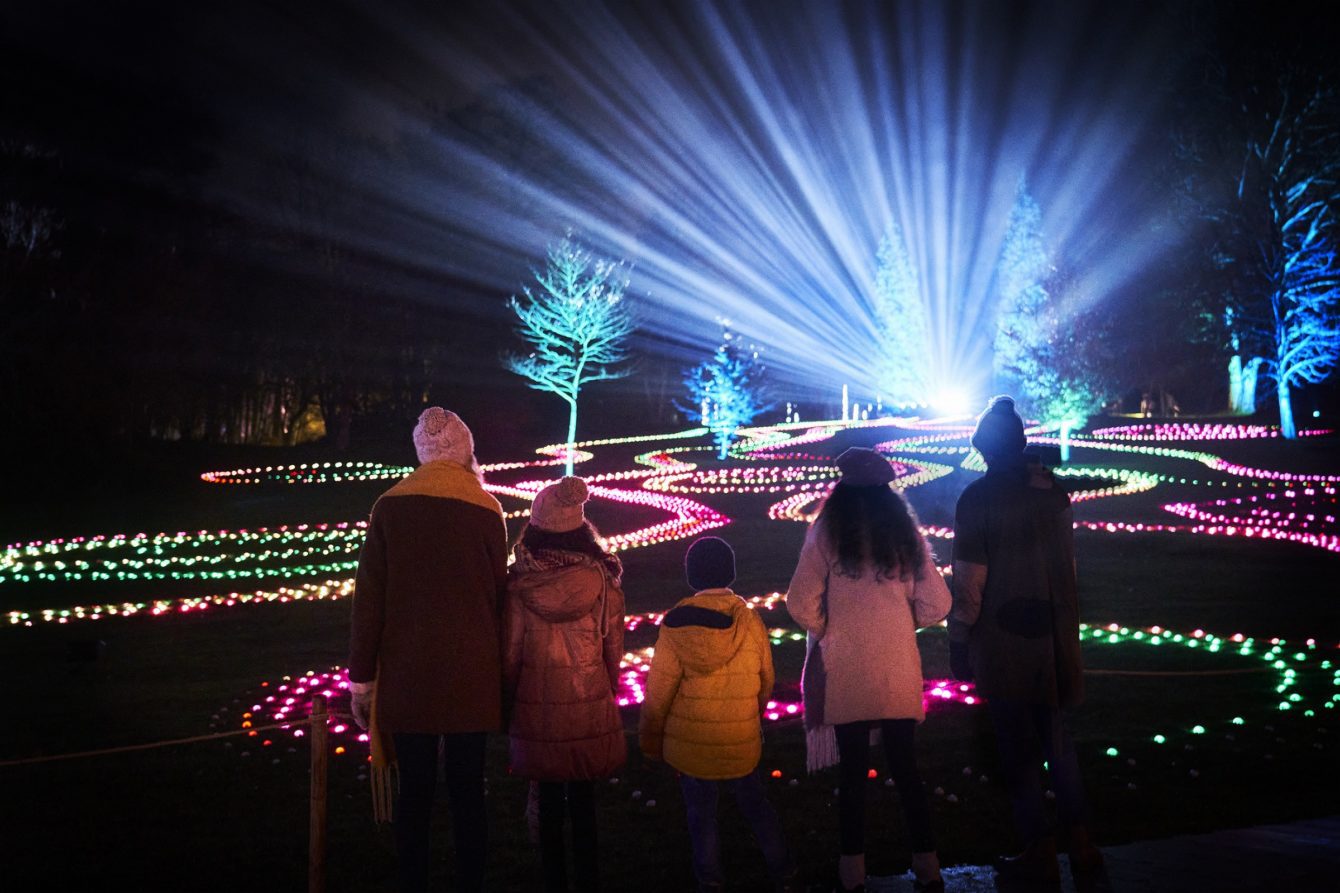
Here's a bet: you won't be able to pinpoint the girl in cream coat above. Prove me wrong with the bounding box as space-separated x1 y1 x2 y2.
786 448 951 893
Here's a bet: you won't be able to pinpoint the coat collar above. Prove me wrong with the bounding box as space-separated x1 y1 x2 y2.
378 460 502 517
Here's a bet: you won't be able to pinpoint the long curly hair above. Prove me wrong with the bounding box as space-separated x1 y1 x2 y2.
816 482 926 581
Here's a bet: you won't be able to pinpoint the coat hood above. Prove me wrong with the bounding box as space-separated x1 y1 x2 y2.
660 590 753 673
511 559 608 623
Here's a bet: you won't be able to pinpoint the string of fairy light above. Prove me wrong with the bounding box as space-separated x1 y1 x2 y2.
1 524 365 585
218 606 1336 794
7 418 1337 626
1089 423 1331 441
6 416 1333 800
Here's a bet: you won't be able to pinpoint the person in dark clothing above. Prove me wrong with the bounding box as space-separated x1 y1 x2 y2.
949 396 1104 883
348 407 508 893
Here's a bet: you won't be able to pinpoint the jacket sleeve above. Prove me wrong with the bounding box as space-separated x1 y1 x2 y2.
490 515 509 623
910 542 952 628
785 524 829 638
638 628 681 761
348 504 388 685
752 609 776 710
502 581 525 709
603 579 626 694
950 489 989 641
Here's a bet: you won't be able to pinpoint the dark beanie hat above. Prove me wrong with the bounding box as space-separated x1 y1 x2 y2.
971 395 1027 459
685 536 736 590
835 447 896 487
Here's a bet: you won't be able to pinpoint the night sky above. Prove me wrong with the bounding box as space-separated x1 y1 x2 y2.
2 0 1337 467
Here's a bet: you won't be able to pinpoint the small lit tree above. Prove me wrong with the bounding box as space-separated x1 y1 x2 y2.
505 237 634 475
681 324 770 459
872 223 931 405
1031 369 1106 462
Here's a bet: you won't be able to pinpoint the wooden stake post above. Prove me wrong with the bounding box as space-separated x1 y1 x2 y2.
309 695 329 893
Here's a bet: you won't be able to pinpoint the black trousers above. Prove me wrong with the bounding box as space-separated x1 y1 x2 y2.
986 698 1089 845
835 718 936 855
393 732 488 893
537 780 599 892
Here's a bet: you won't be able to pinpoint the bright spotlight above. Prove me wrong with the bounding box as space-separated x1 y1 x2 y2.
931 386 974 415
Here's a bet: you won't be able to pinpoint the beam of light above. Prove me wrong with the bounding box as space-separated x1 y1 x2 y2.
195 0 1189 399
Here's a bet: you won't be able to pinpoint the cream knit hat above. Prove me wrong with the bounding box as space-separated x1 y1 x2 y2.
529 476 589 532
412 407 476 466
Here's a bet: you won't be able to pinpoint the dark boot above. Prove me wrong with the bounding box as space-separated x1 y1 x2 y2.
837 853 866 891
1063 825 1105 875
994 836 1061 883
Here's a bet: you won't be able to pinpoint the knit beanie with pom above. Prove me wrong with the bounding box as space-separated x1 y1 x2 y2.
530 476 590 533
971 395 1027 461
412 407 476 467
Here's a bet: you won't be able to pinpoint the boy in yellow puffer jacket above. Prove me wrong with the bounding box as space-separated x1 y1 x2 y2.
639 537 796 893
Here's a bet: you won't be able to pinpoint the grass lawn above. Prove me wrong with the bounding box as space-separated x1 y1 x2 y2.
2 422 1337 892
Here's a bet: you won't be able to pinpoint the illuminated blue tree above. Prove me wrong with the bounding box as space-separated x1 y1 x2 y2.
993 182 1106 460
505 237 634 475
871 223 931 406
681 325 769 459
1229 82 1340 438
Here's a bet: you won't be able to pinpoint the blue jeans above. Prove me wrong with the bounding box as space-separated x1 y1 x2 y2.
679 771 792 888
986 699 1089 845
393 732 488 893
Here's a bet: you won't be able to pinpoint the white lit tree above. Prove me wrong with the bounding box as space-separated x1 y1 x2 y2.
994 182 1106 460
1228 81 1340 437
681 323 770 459
872 223 931 406
505 237 634 475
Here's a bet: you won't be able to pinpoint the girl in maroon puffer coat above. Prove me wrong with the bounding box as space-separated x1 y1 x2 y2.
504 476 626 892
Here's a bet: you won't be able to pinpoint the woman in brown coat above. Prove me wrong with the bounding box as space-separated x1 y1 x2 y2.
504 476 626 892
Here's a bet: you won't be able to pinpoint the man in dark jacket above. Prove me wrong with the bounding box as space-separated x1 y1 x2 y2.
949 396 1103 882
348 406 508 893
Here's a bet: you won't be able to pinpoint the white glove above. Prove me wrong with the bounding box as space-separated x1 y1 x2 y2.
350 681 375 731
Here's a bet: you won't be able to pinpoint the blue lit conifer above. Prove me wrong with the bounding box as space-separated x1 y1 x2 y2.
872 223 931 406
681 323 769 459
993 182 1105 459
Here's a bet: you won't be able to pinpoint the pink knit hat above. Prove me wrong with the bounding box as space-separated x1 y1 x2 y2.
530 476 589 532
412 407 476 466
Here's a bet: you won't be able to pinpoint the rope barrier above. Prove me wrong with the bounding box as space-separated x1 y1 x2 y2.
0 712 354 768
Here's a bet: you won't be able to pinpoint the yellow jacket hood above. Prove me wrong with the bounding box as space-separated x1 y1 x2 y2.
659 590 753 673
